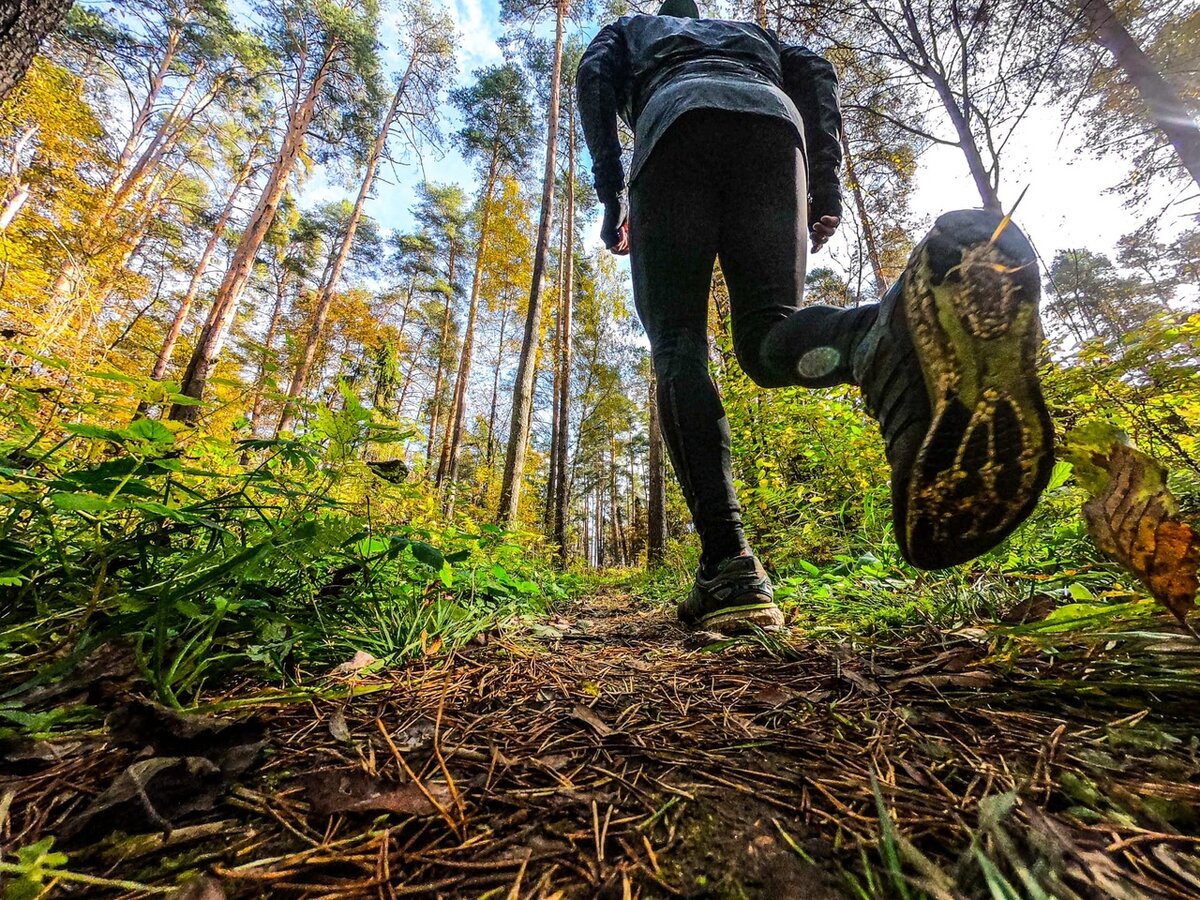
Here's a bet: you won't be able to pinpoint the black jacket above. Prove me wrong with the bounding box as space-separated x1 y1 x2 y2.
577 15 843 217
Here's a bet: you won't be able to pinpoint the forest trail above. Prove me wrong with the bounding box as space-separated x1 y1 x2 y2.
8 590 1200 898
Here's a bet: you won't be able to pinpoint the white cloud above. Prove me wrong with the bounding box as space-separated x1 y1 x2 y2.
450 0 504 72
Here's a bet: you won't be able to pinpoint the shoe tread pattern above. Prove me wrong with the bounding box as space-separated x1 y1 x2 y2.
902 221 1054 568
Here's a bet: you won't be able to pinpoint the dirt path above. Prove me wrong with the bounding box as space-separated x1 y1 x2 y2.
6 590 1200 898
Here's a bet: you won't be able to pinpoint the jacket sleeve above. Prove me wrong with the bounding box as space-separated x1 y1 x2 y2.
781 46 843 218
576 24 629 206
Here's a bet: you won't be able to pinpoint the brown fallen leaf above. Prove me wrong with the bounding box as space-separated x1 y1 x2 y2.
1067 424 1199 624
750 684 798 708
893 670 996 690
570 702 614 737
167 876 226 900
328 709 352 743
331 650 378 676
61 756 226 842
999 593 1059 624
839 668 881 695
20 639 141 707
303 769 453 817
106 697 264 755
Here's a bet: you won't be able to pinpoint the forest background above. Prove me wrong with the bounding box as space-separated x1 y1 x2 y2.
0 0 1197 706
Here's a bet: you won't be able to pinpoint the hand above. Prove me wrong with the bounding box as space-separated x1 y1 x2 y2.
613 220 630 255
810 214 840 253
601 193 629 255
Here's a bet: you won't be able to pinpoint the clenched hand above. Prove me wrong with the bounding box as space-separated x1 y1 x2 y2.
810 214 840 253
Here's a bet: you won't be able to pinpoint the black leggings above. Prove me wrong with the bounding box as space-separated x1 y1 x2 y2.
629 109 878 569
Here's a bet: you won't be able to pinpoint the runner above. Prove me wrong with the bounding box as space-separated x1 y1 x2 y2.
577 0 1054 633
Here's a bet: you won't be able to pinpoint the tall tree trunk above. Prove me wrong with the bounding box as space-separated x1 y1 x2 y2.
926 70 1001 212
1075 0 1200 189
425 262 456 465
247 267 289 436
148 147 256 386
497 0 566 525
553 105 576 565
582 489 590 567
595 480 604 567
486 302 510 465
397 332 427 416
544 214 569 532
0 0 75 107
544 289 561 531
609 437 625 566
278 72 412 435
890 3 1001 213
647 372 667 568
114 17 186 178
0 124 36 231
0 184 29 230
170 44 338 422
840 129 888 297
438 153 501 487
109 72 206 214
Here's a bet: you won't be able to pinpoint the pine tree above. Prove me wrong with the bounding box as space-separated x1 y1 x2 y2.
497 0 572 525
277 0 454 434
0 0 75 106
438 63 534 491
170 0 384 422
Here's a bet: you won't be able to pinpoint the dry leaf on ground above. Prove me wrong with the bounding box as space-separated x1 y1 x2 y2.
303 769 452 817
61 756 226 841
1066 423 1199 623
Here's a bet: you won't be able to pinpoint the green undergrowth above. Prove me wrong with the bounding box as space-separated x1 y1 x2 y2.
0 366 579 734
630 455 1182 643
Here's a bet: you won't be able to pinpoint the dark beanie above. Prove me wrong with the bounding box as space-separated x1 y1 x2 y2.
658 0 699 17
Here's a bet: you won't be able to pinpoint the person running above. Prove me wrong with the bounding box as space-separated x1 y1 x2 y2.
576 0 1055 634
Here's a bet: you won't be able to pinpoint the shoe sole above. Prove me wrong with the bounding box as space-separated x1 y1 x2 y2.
901 210 1054 569
690 602 785 634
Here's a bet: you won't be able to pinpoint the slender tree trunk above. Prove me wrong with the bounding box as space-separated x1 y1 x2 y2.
109 73 205 214
544 218 568 532
486 302 509 465
170 44 338 421
0 0 75 106
927 71 1002 213
609 437 625 566
497 0 566 525
647 372 667 568
148 147 255 386
113 16 186 176
840 129 888 297
582 490 590 567
278 72 412 434
0 184 29 230
544 300 561 531
248 268 289 436
397 332 427 416
553 106 576 565
425 261 456 465
439 153 501 486
1075 0 1200 189
595 480 604 567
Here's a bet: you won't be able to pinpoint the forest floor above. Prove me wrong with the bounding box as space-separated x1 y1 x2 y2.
5 586 1200 899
